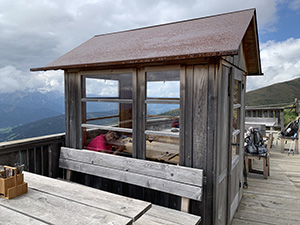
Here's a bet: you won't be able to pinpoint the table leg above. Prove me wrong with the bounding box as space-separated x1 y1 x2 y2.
281 139 285 153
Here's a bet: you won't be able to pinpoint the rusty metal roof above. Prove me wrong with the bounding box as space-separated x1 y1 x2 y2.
31 8 261 75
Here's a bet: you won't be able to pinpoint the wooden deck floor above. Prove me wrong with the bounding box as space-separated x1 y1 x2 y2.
231 137 300 225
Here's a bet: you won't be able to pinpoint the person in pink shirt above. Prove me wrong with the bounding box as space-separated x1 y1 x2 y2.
87 131 125 154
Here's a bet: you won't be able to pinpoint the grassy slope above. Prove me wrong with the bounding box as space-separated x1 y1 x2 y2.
246 77 300 106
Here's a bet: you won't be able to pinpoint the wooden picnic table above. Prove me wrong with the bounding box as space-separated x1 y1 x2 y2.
122 138 179 164
0 172 151 225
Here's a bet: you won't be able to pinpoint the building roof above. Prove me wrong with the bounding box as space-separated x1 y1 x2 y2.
31 8 262 75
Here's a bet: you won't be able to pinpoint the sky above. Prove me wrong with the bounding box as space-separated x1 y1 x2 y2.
1 0 300 94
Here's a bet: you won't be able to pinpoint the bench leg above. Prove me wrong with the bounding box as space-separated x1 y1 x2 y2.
281 139 285 153
245 156 249 176
181 197 190 213
267 154 270 176
263 157 268 179
66 170 72 181
248 158 253 171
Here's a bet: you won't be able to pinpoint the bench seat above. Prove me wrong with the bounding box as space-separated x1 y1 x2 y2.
133 204 201 225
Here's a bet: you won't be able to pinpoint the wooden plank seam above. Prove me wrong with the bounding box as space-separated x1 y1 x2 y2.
59 147 203 201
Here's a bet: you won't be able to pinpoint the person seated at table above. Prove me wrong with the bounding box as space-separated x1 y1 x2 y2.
87 131 126 155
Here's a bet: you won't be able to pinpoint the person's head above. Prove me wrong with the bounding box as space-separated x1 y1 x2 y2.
105 131 121 142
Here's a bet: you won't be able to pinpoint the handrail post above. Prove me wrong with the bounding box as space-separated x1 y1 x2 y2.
295 98 299 114
48 143 60 178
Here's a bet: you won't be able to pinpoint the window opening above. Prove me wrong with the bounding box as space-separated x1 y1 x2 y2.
145 70 180 164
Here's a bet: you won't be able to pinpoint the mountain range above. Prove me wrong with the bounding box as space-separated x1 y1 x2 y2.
246 77 300 106
0 91 64 128
0 77 299 142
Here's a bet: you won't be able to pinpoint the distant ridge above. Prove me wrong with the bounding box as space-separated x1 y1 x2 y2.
246 77 300 106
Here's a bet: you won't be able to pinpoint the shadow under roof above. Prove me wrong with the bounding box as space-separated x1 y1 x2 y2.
31 8 261 75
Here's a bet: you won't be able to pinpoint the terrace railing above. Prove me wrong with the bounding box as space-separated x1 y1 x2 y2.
0 133 65 178
245 106 285 130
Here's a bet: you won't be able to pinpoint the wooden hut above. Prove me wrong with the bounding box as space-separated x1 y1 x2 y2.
31 8 262 225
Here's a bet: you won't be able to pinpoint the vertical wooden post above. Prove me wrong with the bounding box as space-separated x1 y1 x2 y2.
181 197 190 212
65 70 82 149
295 98 299 114
189 63 211 223
133 68 146 159
81 76 87 148
48 143 60 178
281 139 285 153
180 65 193 167
280 109 284 131
64 70 81 181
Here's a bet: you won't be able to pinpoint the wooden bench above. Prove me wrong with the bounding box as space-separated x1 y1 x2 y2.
59 147 203 213
245 153 269 179
245 117 278 137
133 204 201 225
280 135 299 154
244 134 272 179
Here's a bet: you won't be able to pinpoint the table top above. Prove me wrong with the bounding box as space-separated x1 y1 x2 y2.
123 138 179 164
0 172 151 225
245 121 276 127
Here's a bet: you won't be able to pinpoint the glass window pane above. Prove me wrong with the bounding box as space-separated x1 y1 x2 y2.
146 70 180 98
232 134 239 157
82 72 133 154
86 102 133 129
145 69 180 165
85 73 132 98
86 78 119 97
146 134 179 164
147 104 180 122
233 80 241 105
84 129 132 157
233 108 240 130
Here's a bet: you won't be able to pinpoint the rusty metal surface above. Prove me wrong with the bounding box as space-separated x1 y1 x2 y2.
31 9 255 71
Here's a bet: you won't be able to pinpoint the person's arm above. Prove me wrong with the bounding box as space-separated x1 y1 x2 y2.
112 143 126 155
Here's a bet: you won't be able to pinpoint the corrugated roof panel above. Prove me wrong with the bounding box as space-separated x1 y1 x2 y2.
31 9 256 71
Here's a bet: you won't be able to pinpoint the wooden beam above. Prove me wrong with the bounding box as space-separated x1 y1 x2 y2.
145 99 180 104
81 124 132 133
134 68 146 159
86 115 119 122
180 65 193 167
144 130 179 138
82 98 133 104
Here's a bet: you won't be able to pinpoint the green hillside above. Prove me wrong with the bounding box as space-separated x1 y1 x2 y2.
246 77 300 106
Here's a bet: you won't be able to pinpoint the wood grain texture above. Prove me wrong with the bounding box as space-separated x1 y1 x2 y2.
134 205 201 225
1 173 135 225
232 143 300 225
60 148 203 186
23 172 151 222
192 64 208 169
59 148 203 200
60 158 202 201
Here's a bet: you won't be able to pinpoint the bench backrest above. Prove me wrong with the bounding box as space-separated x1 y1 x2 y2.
59 147 203 201
245 117 278 126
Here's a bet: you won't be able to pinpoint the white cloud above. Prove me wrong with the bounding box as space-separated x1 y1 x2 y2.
247 38 300 91
0 66 64 93
287 0 300 10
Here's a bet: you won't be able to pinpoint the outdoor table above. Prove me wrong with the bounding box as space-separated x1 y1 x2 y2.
0 172 151 224
245 121 276 130
123 138 179 164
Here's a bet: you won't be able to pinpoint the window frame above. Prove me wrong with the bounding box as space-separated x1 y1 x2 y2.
80 69 134 149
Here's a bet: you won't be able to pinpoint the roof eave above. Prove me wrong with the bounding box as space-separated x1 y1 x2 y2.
30 50 239 72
